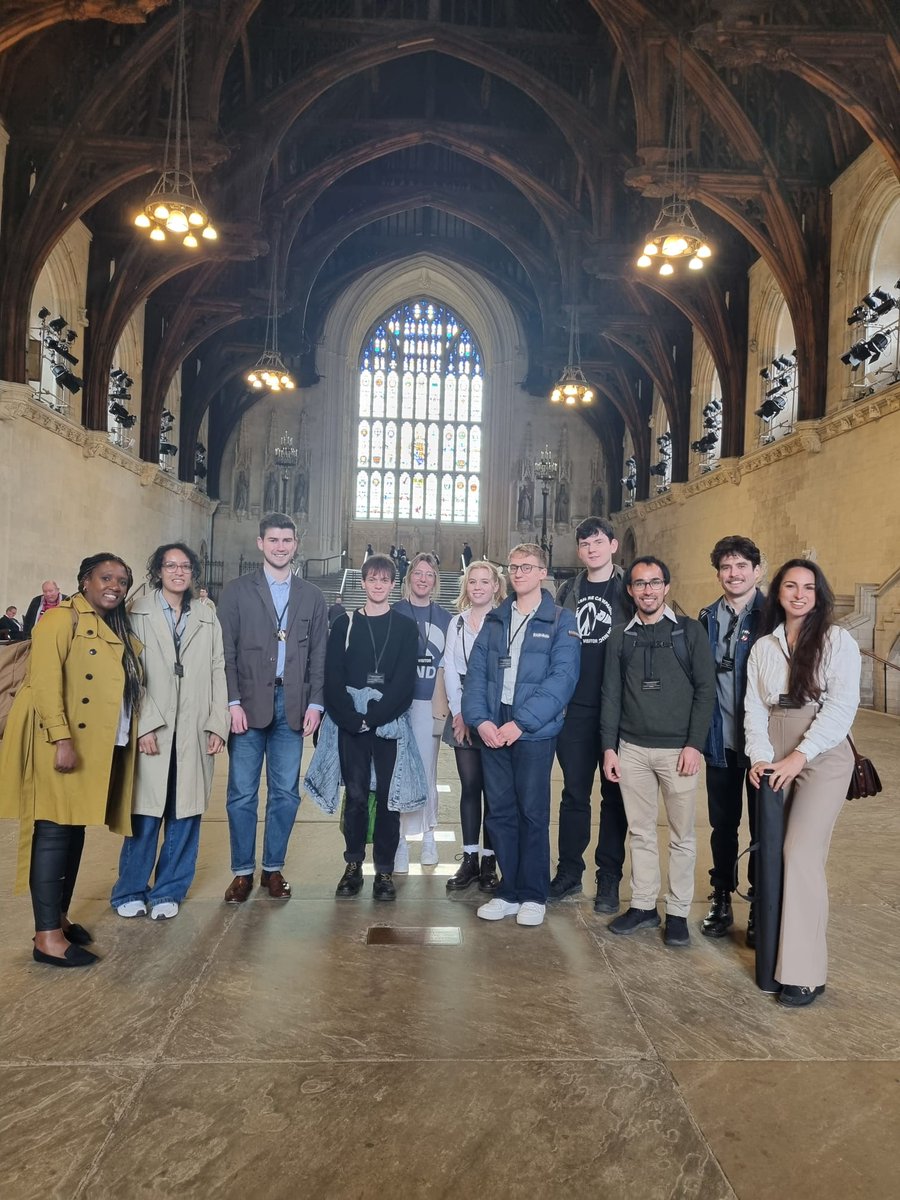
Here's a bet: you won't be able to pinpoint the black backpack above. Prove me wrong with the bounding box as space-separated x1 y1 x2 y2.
619 616 694 685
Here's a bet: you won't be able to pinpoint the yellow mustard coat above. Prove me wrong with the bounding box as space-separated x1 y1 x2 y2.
0 594 141 892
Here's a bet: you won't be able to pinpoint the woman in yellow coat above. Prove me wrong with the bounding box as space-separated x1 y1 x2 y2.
0 553 142 967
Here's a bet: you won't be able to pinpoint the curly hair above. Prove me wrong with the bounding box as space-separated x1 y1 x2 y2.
146 543 201 593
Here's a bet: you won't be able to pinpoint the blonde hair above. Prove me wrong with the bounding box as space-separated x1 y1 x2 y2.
454 560 507 612
509 542 547 568
401 552 440 601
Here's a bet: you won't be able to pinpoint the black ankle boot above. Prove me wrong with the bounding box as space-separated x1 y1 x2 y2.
746 903 756 948
446 851 480 892
335 862 364 898
478 854 499 893
701 888 733 937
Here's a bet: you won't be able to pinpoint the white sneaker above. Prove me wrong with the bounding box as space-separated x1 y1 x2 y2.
150 902 179 920
420 831 439 866
477 898 520 921
516 902 546 927
116 901 147 918
393 838 410 873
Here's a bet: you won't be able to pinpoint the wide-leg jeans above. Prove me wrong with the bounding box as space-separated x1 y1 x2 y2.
482 733 556 905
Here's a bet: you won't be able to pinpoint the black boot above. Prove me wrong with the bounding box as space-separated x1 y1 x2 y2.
746 902 756 948
335 862 364 898
446 852 480 892
373 872 397 902
701 888 733 937
478 854 499 893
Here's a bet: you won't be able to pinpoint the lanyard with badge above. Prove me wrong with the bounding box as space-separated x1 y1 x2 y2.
163 599 189 678
414 602 434 668
499 608 530 669
718 607 741 675
363 610 392 685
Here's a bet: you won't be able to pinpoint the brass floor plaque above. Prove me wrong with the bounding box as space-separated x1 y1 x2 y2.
366 926 462 946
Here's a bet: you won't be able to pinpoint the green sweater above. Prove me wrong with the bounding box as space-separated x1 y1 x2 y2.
600 615 716 751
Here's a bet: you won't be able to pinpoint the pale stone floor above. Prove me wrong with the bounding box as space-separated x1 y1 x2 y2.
1 710 898 1200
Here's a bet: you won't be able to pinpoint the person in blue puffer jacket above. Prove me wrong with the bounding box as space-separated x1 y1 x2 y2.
463 543 580 928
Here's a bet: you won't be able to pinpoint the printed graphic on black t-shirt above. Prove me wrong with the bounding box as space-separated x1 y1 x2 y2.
570 578 616 708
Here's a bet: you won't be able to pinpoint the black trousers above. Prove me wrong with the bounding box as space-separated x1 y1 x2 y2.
555 705 627 882
705 748 757 892
30 820 86 931
337 728 400 873
454 745 492 851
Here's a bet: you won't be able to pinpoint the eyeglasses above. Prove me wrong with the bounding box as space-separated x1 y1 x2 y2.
506 563 540 575
630 578 666 591
161 562 192 573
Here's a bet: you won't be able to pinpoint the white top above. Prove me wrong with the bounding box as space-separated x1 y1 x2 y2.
744 623 860 764
501 601 536 704
444 610 485 717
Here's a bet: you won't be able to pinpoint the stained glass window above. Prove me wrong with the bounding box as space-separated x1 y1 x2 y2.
356 299 484 522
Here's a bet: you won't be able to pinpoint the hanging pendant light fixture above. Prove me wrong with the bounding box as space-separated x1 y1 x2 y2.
133 0 218 247
550 304 594 406
636 40 711 276
246 254 296 393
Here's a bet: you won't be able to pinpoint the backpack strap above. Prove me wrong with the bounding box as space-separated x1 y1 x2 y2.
619 616 694 685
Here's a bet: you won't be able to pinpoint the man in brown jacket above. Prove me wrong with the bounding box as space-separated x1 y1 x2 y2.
217 513 328 902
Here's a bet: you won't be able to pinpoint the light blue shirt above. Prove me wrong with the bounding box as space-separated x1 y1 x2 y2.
266 571 291 678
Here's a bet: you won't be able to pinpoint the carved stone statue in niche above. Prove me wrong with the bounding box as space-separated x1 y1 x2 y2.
293 465 308 514
263 468 278 514
554 480 569 526
591 484 604 516
517 480 533 525
234 467 250 516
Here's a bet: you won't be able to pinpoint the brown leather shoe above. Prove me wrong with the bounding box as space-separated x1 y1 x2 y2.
260 870 292 899
224 874 254 903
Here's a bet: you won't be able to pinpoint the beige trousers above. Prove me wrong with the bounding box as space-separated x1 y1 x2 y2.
618 741 698 917
769 706 854 988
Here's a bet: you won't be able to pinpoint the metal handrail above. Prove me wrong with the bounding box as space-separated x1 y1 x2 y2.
860 647 900 715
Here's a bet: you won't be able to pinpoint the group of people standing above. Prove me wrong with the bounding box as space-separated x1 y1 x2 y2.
0 512 861 1009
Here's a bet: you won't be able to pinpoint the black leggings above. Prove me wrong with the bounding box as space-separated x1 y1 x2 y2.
454 746 492 851
30 820 86 931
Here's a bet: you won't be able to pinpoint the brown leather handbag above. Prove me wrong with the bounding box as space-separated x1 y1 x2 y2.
846 734 882 800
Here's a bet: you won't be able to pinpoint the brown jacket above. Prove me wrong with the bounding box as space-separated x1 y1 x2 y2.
217 569 327 730
0 595 140 891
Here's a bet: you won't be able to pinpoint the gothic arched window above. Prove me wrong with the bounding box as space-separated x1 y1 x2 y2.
356 299 483 523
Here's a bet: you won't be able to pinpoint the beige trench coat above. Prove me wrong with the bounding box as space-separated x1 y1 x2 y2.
128 593 229 818
0 595 140 892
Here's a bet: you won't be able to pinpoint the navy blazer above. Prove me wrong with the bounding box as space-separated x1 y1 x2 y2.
462 589 580 740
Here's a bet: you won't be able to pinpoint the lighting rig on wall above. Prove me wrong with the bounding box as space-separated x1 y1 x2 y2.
648 431 672 493
107 368 137 449
246 254 296 393
159 408 178 471
690 397 722 473
622 456 637 507
635 41 712 277
549 306 594 406
133 0 218 247
755 353 797 444
840 281 900 400
31 309 83 413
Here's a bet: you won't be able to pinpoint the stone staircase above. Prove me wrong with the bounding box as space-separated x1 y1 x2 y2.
308 568 461 611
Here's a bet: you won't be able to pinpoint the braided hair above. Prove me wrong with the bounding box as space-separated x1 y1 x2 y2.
77 554 143 711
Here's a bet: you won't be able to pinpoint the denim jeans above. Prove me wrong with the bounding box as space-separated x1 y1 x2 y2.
556 703 627 883
226 687 303 874
112 812 201 906
481 730 556 904
112 753 202 907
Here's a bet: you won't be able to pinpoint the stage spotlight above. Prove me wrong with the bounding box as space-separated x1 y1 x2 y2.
48 316 68 334
37 307 50 321
50 365 83 394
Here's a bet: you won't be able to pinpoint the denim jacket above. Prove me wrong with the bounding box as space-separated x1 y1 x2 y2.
462 590 580 740
698 588 766 767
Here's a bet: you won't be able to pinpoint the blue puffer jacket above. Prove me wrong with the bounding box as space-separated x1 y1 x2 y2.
699 588 766 768
462 589 580 740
